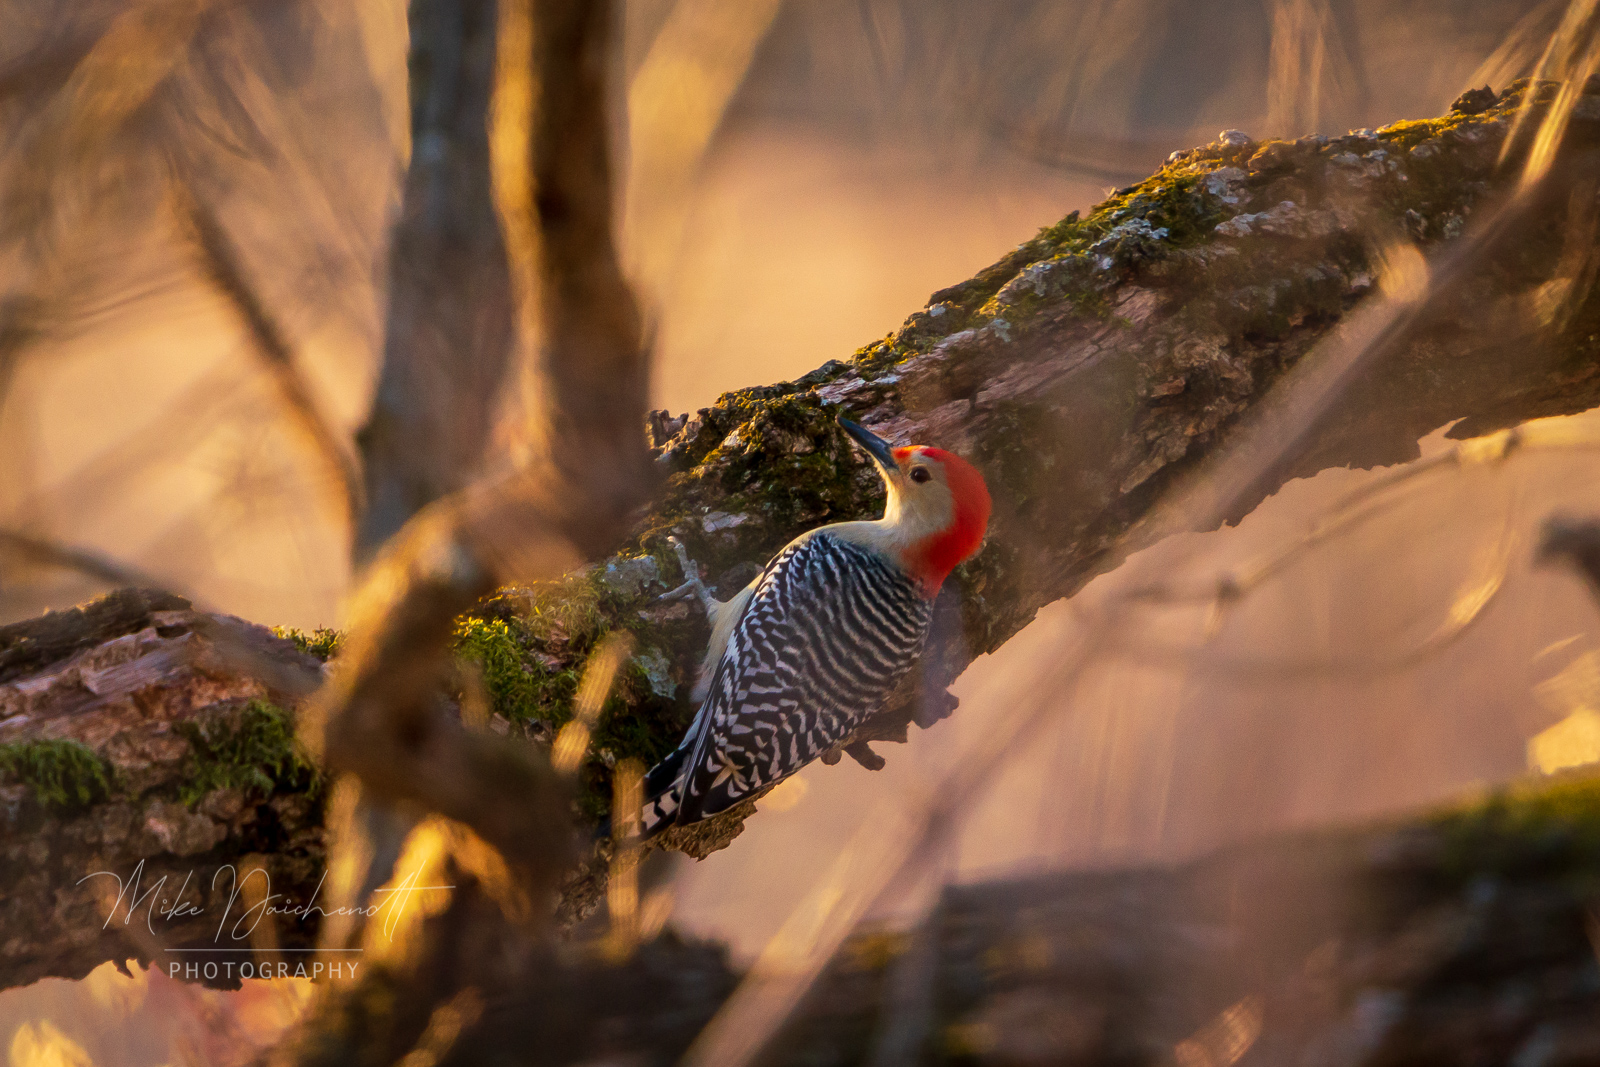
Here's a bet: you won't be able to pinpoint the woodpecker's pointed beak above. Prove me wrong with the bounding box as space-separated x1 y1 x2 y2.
839 417 899 476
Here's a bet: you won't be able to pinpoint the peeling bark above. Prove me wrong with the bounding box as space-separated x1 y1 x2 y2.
0 590 326 988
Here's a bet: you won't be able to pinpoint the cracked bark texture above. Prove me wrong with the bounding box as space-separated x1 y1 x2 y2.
3 84 1600 982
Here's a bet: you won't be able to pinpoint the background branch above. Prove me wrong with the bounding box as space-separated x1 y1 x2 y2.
175 181 366 524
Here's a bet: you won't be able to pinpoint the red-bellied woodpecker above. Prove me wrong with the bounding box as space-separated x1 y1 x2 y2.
637 417 991 838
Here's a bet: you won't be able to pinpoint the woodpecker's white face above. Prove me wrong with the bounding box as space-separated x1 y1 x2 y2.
880 448 958 545
836 419 992 594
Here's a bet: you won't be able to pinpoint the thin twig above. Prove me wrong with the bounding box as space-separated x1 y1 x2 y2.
0 527 176 594
552 631 636 773
172 179 365 524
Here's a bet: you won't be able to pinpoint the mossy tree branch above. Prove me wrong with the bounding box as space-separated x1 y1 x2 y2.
470 81 1600 867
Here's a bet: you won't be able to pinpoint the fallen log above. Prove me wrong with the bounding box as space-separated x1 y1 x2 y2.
0 589 327 988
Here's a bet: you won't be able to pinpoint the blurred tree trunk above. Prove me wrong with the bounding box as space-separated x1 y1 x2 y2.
356 0 516 556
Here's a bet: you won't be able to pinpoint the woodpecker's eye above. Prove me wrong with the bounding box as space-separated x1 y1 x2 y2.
909 467 931 484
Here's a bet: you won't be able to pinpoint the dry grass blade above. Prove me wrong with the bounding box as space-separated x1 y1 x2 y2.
397 988 484 1067
1520 1 1600 189
1174 996 1265 1067
604 758 645 960
1498 0 1600 184
552 630 635 773
1463 0 1567 96
314 778 423 953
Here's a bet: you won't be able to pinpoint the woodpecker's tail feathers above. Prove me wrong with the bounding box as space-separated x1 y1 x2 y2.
625 742 695 842
636 784 682 841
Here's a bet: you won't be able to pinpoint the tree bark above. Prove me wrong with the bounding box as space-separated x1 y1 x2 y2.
0 590 327 988
771 773 1600 1067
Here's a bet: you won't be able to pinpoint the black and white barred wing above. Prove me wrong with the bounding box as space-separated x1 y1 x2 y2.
675 531 932 825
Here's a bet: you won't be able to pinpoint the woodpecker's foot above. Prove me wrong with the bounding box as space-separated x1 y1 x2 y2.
819 740 887 770
660 536 721 617
844 740 886 771
913 688 960 729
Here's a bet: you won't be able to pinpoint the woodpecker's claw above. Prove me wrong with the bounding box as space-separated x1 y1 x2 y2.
661 536 722 618
844 741 887 771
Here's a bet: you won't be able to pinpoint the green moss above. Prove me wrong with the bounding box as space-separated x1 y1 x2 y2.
1431 773 1600 883
625 394 879 586
854 336 922 379
1498 78 1562 110
1054 172 1222 254
453 615 582 726
175 699 320 807
1037 208 1084 246
452 609 688 822
273 626 343 661
0 738 112 809
455 571 689 776
910 238 1056 321
1375 116 1457 149
587 675 672 759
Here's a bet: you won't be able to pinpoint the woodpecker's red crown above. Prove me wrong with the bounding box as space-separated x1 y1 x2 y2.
889 445 992 593
837 418 991 595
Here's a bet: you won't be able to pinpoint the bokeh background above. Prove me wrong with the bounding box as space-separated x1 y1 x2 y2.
2 0 1595 1062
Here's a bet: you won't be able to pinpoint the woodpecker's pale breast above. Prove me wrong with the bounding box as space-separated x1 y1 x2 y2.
670 529 932 825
